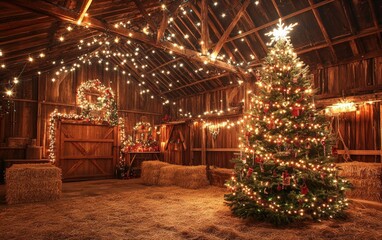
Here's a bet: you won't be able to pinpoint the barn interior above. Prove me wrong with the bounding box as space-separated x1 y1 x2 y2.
0 0 382 239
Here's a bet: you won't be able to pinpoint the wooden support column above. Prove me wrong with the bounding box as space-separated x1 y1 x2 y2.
36 75 42 146
201 125 206 165
201 0 210 55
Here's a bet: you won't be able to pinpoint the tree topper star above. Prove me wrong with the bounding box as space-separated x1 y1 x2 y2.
265 19 298 46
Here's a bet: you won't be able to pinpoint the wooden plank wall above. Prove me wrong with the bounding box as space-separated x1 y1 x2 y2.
0 64 163 157
314 57 382 162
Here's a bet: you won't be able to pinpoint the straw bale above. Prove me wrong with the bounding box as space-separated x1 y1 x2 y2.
6 164 62 204
6 180 62 204
158 165 183 186
337 162 381 179
174 165 209 189
6 163 61 181
337 162 382 202
141 161 169 185
209 168 234 187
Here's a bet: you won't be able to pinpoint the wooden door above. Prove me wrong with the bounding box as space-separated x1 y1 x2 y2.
56 120 118 181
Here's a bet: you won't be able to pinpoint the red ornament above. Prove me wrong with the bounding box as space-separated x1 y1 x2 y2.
263 103 270 113
332 147 338 156
277 184 282 191
293 77 298 83
291 106 300 117
245 131 252 137
255 156 263 163
301 184 309 195
247 168 253 178
141 125 145 130
267 120 275 129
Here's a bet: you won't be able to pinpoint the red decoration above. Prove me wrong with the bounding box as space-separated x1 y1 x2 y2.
301 184 309 195
277 184 282 191
267 120 275 129
291 106 300 117
264 104 269 113
293 77 298 83
282 171 291 186
255 156 263 163
247 168 253 178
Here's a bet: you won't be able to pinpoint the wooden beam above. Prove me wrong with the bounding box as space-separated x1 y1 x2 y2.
308 0 337 62
201 0 210 55
156 11 168 43
337 150 382 156
161 72 230 95
211 0 250 57
9 0 246 75
226 0 335 43
133 0 157 32
367 0 382 46
77 0 92 25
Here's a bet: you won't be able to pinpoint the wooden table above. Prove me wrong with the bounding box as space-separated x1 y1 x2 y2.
124 152 161 177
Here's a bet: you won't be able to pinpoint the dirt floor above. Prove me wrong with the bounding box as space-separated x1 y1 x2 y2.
0 178 381 240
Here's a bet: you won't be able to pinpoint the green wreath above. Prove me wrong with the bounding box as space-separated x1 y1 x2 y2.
77 79 118 126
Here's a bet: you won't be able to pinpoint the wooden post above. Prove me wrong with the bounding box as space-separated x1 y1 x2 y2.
380 104 382 163
36 75 42 146
201 125 206 165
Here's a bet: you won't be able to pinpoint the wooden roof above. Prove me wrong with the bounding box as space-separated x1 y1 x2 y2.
1 0 381 100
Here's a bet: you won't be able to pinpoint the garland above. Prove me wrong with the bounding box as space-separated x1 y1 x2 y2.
133 121 152 132
48 79 121 163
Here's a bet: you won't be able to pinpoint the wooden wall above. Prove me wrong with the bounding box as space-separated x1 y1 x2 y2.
160 57 382 168
0 64 163 157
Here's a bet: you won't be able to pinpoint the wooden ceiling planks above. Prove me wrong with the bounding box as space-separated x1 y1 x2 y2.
1 0 381 100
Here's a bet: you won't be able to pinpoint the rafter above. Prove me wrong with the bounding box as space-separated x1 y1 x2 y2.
201 0 210 55
77 0 92 25
133 0 156 32
366 0 382 47
307 0 337 63
339 0 359 56
211 0 250 57
9 0 246 76
161 72 230 95
226 0 335 43
156 11 168 43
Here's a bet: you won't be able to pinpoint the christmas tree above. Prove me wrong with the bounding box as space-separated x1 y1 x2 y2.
225 20 351 225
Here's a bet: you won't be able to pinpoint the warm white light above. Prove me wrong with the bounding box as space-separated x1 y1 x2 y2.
28 57 34 62
5 89 13 96
59 36 65 42
325 101 357 115
265 19 297 45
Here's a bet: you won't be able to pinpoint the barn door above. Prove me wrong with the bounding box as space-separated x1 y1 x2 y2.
56 120 118 181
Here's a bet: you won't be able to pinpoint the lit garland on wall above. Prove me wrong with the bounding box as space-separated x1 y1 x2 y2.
48 80 120 163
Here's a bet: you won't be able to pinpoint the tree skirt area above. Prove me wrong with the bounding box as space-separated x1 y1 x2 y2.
0 179 381 240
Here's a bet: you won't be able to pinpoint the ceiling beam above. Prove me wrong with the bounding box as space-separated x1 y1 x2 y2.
226 0 335 43
201 0 210 55
156 11 168 43
133 0 157 32
211 0 250 57
77 0 92 25
307 0 337 62
366 0 382 47
9 0 246 76
161 72 230 95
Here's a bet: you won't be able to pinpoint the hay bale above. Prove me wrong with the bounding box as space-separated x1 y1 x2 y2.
174 165 209 189
158 165 183 186
337 162 382 202
6 164 62 204
141 161 169 185
209 168 234 187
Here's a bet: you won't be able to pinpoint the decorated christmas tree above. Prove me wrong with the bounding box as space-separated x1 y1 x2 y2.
225 20 351 225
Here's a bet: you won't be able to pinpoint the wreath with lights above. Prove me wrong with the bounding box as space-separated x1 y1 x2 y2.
77 79 118 126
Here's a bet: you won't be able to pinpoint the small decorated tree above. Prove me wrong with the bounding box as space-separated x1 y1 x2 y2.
225 20 351 225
